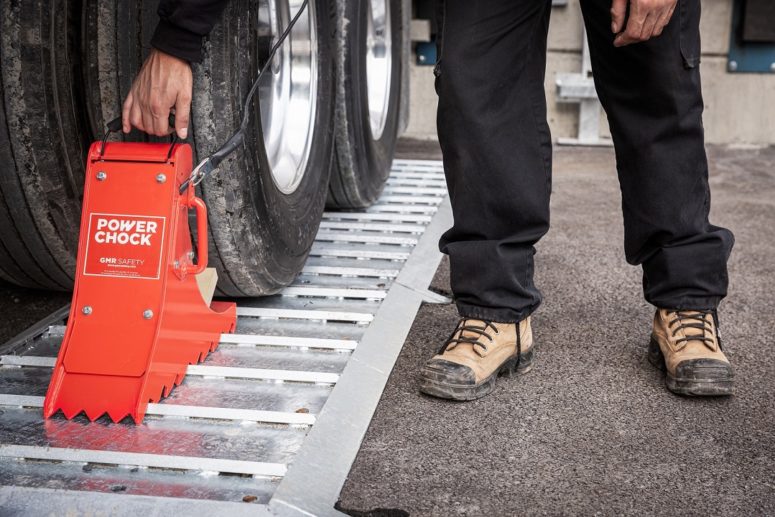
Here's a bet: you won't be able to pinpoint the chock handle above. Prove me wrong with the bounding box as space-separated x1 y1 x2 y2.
184 195 208 276
105 114 177 134
101 115 181 159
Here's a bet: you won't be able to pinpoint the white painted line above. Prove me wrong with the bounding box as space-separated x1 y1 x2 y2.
365 204 438 214
391 158 444 168
386 174 447 184
280 286 386 300
1 355 53 367
0 394 316 425
149 403 315 425
386 180 446 189
315 231 418 245
387 172 444 180
301 265 399 279
377 195 443 205
219 333 358 351
186 365 338 384
0 444 287 478
323 212 432 223
309 246 411 261
236 307 374 323
318 221 426 233
1 356 338 384
382 186 447 196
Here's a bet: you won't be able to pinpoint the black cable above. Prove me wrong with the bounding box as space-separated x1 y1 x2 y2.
180 0 310 191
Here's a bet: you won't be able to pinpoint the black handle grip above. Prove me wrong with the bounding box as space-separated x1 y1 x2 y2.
105 114 177 134
106 116 123 133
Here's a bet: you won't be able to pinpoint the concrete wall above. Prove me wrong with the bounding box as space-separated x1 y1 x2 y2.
404 0 775 146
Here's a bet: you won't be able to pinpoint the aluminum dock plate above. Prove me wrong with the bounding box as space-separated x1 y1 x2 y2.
0 159 451 516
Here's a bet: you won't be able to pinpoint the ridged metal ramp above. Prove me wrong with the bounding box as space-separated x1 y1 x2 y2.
0 159 451 516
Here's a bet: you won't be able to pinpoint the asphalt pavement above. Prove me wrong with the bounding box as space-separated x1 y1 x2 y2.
337 143 775 516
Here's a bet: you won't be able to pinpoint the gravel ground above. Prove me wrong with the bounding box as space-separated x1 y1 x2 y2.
337 143 775 516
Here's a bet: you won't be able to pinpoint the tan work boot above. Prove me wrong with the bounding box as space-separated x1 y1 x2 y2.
419 317 534 400
649 309 734 396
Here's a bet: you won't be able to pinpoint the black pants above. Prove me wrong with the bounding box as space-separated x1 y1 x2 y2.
435 0 735 322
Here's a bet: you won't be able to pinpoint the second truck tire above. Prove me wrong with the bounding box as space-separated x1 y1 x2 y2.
327 0 403 209
192 0 336 296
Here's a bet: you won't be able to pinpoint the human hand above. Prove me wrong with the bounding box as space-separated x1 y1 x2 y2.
122 48 193 138
611 0 677 47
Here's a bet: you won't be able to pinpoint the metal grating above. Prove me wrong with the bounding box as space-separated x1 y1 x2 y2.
0 159 452 516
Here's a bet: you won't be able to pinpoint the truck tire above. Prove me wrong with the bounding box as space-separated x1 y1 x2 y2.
82 0 161 138
82 0 334 297
327 0 403 209
0 0 90 290
192 0 335 296
397 0 412 136
2 0 334 297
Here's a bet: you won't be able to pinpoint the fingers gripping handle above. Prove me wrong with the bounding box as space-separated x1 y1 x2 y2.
101 115 180 158
106 114 177 134
184 195 208 276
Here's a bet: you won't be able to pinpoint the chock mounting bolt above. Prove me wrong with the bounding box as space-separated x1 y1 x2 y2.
156 173 167 183
143 309 154 320
82 306 93 315
96 171 107 181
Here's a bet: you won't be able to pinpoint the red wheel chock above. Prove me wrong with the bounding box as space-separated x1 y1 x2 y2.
43 142 236 424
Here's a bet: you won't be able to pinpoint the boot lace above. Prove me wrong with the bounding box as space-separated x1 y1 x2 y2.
444 319 499 357
667 310 717 350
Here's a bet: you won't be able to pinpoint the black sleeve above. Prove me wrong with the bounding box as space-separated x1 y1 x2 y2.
150 0 230 63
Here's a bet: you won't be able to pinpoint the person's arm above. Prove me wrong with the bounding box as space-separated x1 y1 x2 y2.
151 0 231 63
122 0 229 138
610 0 677 47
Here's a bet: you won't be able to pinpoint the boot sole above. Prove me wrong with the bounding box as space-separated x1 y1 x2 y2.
648 337 734 397
419 346 535 401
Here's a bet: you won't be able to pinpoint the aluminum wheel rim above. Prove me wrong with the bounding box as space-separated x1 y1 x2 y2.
365 0 392 141
258 0 318 195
